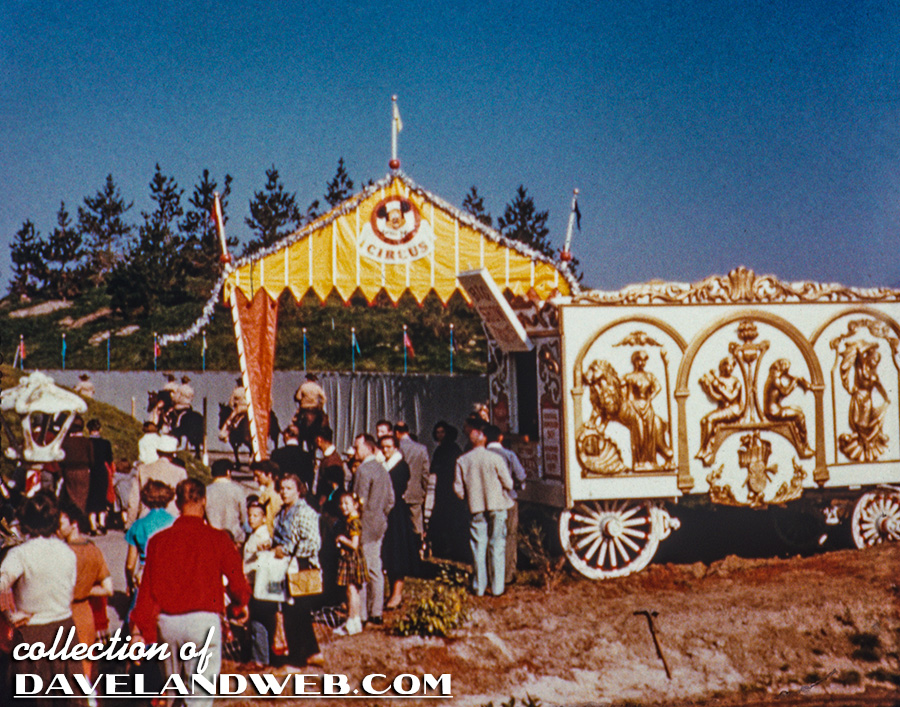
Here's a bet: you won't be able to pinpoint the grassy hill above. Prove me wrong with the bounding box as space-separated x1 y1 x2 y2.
0 286 487 374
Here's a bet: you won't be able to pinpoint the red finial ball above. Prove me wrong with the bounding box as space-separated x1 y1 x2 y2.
389 158 401 170
560 250 573 263
220 254 232 265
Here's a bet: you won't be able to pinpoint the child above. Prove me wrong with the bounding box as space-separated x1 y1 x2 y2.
334 493 366 636
244 501 272 666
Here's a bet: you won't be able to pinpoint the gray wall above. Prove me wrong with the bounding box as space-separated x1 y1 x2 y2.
45 370 488 456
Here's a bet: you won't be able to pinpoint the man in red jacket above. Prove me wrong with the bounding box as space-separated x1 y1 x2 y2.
131 478 250 705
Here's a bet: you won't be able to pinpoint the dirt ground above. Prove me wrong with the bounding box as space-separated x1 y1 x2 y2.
219 541 899 707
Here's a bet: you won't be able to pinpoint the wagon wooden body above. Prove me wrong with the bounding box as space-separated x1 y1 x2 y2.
487 267 900 578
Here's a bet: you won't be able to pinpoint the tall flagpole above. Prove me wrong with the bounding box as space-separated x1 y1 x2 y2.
215 191 261 461
390 95 402 170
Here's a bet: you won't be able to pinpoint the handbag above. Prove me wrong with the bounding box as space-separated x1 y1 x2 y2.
287 557 322 597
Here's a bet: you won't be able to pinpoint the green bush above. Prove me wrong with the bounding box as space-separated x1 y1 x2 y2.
393 567 469 637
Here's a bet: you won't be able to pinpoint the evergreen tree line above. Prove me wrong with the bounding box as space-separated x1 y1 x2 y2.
8 158 575 317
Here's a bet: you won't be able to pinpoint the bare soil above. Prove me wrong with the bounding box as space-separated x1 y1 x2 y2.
222 542 899 707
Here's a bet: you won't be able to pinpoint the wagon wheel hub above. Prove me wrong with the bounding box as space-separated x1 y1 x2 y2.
852 490 900 548
602 515 625 539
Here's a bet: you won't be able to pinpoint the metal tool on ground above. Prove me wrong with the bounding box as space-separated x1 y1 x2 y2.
634 609 671 679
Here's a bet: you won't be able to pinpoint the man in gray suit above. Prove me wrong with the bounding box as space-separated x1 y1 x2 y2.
205 459 248 544
454 418 514 597
394 421 430 539
351 433 394 625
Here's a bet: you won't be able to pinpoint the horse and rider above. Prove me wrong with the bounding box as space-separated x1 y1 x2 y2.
217 374 327 469
147 374 204 457
218 377 282 469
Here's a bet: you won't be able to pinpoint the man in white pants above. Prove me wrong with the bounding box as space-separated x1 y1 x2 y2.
131 478 250 706
454 419 514 597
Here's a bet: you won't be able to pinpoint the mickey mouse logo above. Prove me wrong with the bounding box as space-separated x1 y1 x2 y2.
358 196 435 264
372 197 421 245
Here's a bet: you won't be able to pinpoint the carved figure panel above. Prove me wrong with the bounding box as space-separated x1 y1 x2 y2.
694 320 815 467
486 334 511 433
537 338 564 480
576 329 679 476
829 319 900 463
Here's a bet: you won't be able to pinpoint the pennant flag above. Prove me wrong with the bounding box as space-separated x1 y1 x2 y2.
61 334 67 369
574 200 582 230
352 330 361 354
302 328 309 372
18 337 25 361
449 323 455 375
393 100 403 134
403 330 415 358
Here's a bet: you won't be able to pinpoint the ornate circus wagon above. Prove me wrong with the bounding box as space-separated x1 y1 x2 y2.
496 266 900 578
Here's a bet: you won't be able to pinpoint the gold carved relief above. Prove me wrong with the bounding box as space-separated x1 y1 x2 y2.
830 319 898 462
577 266 900 306
696 320 815 466
577 331 675 476
706 433 806 508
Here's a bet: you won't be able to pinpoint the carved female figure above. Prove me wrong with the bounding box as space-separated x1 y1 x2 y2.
619 350 673 470
839 342 890 462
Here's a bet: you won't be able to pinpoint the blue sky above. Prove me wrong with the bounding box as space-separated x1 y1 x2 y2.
2 1 900 292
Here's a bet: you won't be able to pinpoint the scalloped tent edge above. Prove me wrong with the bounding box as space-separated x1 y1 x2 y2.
161 170 578 347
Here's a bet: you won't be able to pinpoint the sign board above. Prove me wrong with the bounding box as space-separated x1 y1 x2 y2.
458 269 533 352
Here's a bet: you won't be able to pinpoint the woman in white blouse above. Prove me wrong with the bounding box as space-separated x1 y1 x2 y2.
0 491 78 706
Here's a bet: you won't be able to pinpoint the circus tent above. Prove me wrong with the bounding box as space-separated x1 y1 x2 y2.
164 170 578 459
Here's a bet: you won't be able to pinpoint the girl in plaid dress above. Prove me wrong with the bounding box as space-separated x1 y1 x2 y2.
334 493 366 636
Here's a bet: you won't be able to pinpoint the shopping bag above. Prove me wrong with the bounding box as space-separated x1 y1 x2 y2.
252 551 290 602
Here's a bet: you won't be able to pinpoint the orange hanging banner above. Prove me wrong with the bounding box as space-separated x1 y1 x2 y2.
235 288 279 458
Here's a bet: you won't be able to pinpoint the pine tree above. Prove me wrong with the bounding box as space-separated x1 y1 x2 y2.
77 174 133 286
108 165 190 315
324 158 355 208
462 186 493 228
244 166 302 255
181 169 236 284
8 220 46 299
43 202 87 299
497 185 553 258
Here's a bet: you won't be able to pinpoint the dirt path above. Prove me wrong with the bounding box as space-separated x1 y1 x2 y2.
218 543 898 707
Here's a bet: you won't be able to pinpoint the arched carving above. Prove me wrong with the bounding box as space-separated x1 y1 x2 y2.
570 317 687 477
674 310 827 492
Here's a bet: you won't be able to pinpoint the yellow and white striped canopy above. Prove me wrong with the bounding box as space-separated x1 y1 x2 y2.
224 173 574 305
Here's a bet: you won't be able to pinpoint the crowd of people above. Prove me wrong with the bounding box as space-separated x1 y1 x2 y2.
0 374 529 705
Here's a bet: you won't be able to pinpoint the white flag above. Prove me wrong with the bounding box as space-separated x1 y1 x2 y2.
393 101 403 133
